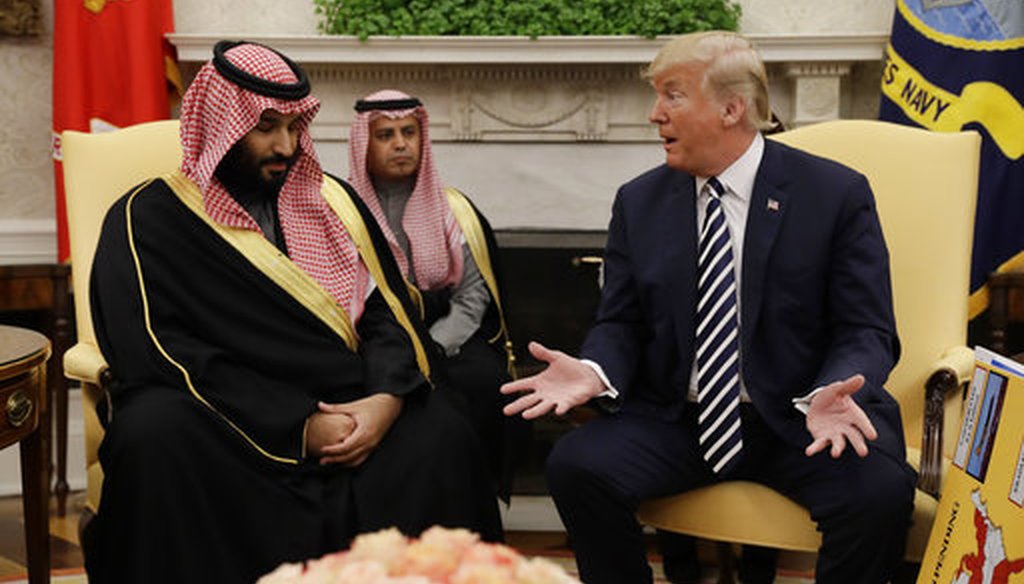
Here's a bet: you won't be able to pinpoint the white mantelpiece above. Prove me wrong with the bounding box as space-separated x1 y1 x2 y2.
169 33 887 131
169 33 887 130
167 34 888 230
169 34 888 64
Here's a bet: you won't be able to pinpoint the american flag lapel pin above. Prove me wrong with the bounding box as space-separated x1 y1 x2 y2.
767 198 780 212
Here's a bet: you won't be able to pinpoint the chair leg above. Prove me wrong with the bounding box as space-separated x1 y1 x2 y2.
715 541 737 584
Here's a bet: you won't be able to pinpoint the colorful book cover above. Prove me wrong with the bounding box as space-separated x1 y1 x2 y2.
918 347 1024 583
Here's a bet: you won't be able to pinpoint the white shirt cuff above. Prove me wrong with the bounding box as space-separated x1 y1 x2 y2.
792 385 829 415
580 359 619 400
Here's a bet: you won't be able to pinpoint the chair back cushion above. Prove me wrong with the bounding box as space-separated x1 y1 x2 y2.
61 120 183 347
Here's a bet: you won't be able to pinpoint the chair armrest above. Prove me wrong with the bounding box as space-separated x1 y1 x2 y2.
918 345 974 497
63 342 110 386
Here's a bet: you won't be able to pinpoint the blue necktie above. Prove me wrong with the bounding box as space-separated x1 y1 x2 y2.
695 177 743 474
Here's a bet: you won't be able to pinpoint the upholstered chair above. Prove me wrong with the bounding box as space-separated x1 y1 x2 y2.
61 120 183 532
638 120 982 573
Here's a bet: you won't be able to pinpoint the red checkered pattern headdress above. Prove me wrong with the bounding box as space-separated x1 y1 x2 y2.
347 89 463 291
179 41 371 321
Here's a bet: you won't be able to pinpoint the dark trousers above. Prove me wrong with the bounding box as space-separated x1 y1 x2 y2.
545 405 916 584
440 332 529 502
658 530 779 584
88 385 503 584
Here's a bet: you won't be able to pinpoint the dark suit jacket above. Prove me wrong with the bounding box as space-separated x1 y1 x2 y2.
581 138 907 461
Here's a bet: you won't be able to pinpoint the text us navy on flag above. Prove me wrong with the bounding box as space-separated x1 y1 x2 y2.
879 0 1024 318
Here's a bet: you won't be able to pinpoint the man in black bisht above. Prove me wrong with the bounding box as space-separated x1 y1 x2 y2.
85 41 501 584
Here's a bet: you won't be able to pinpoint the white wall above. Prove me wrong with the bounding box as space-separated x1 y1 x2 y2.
0 0 57 262
740 0 893 33
319 140 662 232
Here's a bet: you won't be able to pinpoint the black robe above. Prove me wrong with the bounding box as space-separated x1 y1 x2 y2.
85 173 501 584
423 189 530 502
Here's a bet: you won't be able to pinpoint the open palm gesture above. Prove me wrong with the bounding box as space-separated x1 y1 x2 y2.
805 374 878 458
501 342 605 419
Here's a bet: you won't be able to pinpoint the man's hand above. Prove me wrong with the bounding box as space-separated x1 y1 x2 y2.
306 409 357 458
316 393 403 467
804 374 878 458
501 341 605 419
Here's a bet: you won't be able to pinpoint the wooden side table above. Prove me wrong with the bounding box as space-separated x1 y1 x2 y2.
0 325 52 584
0 264 72 514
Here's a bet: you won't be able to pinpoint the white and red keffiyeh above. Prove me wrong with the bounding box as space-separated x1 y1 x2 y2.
347 89 464 291
179 41 371 321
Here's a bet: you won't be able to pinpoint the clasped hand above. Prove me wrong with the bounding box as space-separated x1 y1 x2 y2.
501 341 603 419
804 374 878 459
306 393 403 467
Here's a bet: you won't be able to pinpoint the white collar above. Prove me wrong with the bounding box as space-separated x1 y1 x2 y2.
695 132 765 202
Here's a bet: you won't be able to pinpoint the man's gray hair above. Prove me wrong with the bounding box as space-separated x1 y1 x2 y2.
645 31 775 131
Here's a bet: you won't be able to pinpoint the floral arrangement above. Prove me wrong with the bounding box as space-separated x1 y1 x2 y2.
257 526 581 584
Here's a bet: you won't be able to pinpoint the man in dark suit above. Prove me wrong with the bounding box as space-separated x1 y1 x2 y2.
502 31 917 584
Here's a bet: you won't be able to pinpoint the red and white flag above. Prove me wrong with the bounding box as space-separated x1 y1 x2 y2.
51 0 180 262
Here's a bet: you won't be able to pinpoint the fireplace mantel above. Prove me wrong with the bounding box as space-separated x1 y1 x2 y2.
166 33 888 230
169 33 887 65
169 33 888 140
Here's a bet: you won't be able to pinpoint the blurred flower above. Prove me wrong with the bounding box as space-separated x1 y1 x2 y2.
348 527 409 569
255 526 580 584
515 557 581 584
257 562 304 584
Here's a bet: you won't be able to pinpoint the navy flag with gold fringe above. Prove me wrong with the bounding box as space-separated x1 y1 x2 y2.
879 0 1023 318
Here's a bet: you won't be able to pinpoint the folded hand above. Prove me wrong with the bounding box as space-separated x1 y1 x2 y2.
316 393 403 467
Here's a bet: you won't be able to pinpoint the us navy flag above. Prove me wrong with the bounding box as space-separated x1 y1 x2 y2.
879 0 1023 318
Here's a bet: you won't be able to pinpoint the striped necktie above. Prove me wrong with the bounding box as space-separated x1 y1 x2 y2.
695 177 743 474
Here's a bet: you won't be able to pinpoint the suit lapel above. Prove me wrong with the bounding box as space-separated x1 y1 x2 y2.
742 141 789 357
668 171 699 363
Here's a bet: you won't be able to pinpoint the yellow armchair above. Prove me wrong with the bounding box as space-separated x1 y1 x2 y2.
61 120 183 522
637 120 981 566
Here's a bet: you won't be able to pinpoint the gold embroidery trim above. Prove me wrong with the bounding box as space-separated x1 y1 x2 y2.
165 171 358 350
125 179 300 464
322 176 432 381
445 187 517 378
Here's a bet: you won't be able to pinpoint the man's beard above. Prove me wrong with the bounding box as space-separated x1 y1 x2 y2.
214 141 296 204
